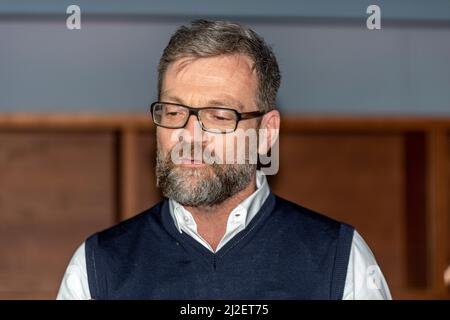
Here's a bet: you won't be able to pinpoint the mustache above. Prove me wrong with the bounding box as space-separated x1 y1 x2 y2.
167 142 221 165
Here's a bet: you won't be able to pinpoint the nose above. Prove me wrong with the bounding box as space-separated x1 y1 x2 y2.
179 114 203 144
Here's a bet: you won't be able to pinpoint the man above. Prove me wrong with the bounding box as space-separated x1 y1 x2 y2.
57 20 391 300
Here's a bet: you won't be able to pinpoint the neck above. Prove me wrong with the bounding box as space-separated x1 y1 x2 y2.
183 171 257 251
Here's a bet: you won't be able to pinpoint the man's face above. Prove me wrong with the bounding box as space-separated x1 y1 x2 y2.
155 54 260 207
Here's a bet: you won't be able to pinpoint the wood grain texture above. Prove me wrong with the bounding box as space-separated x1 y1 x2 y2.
426 130 450 296
0 132 115 299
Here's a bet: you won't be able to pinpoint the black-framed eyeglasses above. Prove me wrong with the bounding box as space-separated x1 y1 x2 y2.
150 101 266 133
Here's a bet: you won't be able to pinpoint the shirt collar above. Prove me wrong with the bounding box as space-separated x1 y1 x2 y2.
169 170 270 233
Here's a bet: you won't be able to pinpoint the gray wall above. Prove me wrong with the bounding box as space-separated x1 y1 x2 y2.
1 0 449 115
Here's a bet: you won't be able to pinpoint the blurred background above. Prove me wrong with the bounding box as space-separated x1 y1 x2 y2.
0 0 450 299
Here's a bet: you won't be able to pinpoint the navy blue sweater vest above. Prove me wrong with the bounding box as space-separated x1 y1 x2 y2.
85 192 354 299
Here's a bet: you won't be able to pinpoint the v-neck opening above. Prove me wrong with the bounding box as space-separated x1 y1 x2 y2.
160 192 276 268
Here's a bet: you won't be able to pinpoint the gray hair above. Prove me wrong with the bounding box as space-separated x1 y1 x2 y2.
157 19 281 113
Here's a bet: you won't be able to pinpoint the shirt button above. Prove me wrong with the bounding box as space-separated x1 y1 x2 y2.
183 215 190 222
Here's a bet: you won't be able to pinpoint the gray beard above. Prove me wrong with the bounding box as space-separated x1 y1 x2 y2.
156 149 255 207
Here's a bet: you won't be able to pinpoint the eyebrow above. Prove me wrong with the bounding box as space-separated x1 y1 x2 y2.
207 99 244 111
161 95 244 112
162 95 184 105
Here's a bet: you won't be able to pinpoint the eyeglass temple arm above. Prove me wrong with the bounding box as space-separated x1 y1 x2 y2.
239 111 266 119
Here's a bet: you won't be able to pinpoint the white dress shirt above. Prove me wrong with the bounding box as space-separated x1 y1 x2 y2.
57 170 392 300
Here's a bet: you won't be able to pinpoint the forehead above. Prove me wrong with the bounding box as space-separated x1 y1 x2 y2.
161 54 258 109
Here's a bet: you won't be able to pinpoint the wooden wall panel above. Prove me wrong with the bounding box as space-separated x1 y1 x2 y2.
0 132 115 299
404 132 428 288
134 131 162 214
268 132 406 294
446 135 450 296
444 133 450 290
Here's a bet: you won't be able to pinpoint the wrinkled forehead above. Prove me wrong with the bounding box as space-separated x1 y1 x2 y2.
168 53 255 76
161 54 258 103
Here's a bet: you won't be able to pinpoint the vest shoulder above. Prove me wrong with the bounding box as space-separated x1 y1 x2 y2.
273 194 354 232
89 200 165 245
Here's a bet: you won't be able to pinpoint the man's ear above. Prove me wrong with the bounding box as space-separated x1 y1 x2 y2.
258 109 280 155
